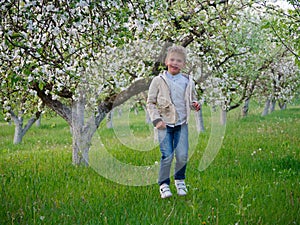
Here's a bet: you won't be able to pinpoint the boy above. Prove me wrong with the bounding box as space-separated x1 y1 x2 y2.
147 45 200 198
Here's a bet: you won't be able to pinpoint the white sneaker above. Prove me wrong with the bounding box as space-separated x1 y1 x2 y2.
175 180 187 196
160 183 172 199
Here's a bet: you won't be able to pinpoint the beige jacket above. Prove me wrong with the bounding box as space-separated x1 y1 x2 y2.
147 71 198 126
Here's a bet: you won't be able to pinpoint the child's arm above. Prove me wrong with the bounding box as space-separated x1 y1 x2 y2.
146 77 164 127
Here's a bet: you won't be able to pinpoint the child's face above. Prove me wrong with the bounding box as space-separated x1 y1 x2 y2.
165 53 185 75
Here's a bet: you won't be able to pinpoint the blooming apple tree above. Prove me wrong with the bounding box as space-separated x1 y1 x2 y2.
0 0 165 164
259 0 300 66
1 0 298 165
258 49 300 115
0 70 43 144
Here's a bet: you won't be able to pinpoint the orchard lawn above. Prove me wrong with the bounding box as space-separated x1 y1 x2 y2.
0 104 299 225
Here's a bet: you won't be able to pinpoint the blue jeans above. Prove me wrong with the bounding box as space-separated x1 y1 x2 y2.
157 123 189 185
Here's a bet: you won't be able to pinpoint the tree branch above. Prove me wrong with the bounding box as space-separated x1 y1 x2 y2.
22 111 42 135
32 82 72 125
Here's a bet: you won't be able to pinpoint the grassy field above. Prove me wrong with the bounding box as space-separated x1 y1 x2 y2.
0 104 299 225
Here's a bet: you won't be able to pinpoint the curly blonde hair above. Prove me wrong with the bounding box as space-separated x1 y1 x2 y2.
166 45 187 62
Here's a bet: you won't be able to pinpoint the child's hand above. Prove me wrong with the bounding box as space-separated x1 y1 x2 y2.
156 121 166 129
192 102 201 111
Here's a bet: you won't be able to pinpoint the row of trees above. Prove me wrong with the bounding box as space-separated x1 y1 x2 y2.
0 0 299 165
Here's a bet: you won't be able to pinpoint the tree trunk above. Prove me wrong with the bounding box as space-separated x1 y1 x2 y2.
71 94 91 166
71 127 94 166
220 107 227 125
134 107 139 115
270 99 276 113
13 116 24 144
71 93 108 166
10 110 41 144
241 99 250 117
261 98 270 116
36 116 41 127
279 101 287 110
106 110 113 128
212 105 217 112
118 108 122 117
195 109 205 132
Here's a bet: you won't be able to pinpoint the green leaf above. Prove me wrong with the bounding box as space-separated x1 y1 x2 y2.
260 21 270 29
23 68 31 76
38 82 44 90
11 32 24 39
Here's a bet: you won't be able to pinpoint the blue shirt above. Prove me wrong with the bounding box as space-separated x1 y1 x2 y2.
166 72 188 125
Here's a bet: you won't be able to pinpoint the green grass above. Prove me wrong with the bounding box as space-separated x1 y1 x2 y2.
0 105 299 224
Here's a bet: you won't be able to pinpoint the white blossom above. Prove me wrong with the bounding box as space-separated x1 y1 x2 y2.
28 75 34 82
